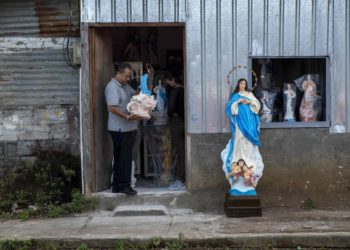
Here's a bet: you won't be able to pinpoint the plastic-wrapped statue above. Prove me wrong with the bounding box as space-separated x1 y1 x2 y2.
151 80 168 126
221 78 264 196
127 93 156 119
260 90 276 122
283 83 296 122
127 65 157 119
294 74 321 122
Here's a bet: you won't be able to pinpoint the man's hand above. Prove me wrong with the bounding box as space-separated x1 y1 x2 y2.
126 114 143 120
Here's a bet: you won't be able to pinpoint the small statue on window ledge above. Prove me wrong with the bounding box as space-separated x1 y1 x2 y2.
294 74 322 122
260 90 276 122
283 83 296 122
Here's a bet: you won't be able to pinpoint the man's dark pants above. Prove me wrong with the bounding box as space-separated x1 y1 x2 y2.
109 130 136 191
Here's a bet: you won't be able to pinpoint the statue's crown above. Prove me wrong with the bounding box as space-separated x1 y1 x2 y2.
226 65 257 87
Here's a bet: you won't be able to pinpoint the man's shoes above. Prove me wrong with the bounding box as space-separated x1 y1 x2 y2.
113 186 137 195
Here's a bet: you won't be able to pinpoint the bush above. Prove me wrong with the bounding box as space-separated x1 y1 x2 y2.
0 151 97 220
33 150 81 205
0 239 36 250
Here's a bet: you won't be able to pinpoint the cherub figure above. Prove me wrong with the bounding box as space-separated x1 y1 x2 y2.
226 160 243 182
242 164 255 187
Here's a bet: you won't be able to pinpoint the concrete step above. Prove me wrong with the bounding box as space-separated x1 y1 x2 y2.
92 187 192 211
113 205 169 216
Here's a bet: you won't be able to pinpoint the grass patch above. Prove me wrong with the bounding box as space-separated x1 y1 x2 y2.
0 239 37 250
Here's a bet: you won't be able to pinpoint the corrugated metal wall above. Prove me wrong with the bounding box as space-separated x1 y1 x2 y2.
0 0 80 106
81 0 350 133
0 0 79 37
0 37 79 106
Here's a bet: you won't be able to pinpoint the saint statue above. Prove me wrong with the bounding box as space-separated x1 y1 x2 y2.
294 74 322 122
283 83 296 122
221 78 264 196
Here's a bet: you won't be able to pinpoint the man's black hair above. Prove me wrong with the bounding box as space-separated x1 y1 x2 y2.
115 62 132 74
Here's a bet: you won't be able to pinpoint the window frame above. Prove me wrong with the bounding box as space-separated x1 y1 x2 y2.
248 56 330 129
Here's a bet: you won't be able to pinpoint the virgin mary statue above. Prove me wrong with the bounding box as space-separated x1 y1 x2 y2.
221 78 264 196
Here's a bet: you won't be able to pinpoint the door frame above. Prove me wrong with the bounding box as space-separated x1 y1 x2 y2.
80 22 187 193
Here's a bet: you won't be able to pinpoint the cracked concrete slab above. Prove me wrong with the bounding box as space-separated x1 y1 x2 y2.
0 208 349 248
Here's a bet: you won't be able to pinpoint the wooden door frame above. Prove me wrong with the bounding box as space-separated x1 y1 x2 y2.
81 22 186 194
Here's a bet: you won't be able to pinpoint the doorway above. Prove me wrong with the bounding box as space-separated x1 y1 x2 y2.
85 24 186 193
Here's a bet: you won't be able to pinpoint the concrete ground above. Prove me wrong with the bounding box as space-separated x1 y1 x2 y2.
0 206 350 249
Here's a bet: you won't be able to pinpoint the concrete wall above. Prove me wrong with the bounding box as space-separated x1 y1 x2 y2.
0 105 80 176
186 129 350 209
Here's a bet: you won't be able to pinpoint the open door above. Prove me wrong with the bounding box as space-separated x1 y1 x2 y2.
90 28 114 191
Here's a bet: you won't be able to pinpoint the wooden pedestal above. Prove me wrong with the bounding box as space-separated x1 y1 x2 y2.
224 193 262 217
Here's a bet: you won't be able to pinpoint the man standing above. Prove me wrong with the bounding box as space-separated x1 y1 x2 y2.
164 72 185 186
105 63 140 195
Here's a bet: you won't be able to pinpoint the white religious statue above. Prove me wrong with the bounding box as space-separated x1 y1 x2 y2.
221 78 264 196
283 83 296 122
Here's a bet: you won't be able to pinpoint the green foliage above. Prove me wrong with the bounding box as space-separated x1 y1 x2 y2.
77 243 89 250
115 240 138 250
33 150 81 204
164 233 188 250
0 190 36 215
14 208 41 220
0 199 13 213
0 151 97 220
47 204 69 218
114 233 188 250
149 237 161 248
0 239 36 250
8 190 35 207
67 190 87 213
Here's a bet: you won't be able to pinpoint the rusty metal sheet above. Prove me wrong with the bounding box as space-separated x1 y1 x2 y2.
0 0 79 37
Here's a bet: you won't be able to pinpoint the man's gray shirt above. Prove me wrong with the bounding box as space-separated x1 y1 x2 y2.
105 78 137 132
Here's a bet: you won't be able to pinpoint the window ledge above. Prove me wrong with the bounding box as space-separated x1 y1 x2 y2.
260 121 330 129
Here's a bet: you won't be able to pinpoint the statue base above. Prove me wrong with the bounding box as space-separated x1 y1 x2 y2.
224 193 262 217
